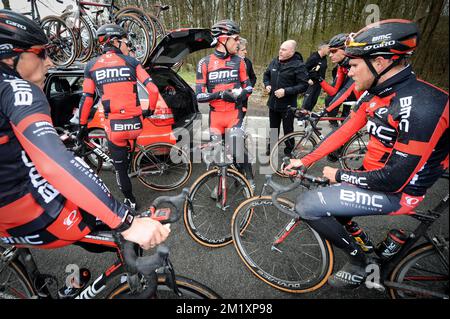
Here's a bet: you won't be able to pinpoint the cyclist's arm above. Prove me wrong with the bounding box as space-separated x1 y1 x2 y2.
136 64 159 111
5 82 128 229
320 66 346 96
301 104 368 167
78 65 96 126
262 61 273 88
284 64 309 96
325 81 357 113
195 57 221 102
246 58 257 87
335 102 449 192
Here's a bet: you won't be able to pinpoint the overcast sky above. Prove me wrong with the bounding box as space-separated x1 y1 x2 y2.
1 0 76 18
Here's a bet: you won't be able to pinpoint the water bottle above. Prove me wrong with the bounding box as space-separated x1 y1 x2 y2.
375 229 408 259
345 221 374 253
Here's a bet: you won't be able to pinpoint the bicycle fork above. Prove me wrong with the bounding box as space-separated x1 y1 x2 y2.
216 167 229 211
271 219 301 253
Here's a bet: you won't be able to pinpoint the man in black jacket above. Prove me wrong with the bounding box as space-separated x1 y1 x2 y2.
237 37 257 117
263 40 309 155
302 42 329 111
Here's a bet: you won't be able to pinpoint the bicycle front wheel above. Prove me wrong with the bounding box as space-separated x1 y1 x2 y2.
388 242 449 299
116 13 151 65
0 246 35 299
133 143 191 191
107 275 221 299
270 132 317 177
340 131 369 170
184 168 253 247
231 196 334 293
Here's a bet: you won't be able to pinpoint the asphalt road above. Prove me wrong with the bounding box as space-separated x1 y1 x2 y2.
30 116 449 300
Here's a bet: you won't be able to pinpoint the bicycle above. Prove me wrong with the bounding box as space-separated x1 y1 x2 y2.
60 0 156 64
58 125 192 192
22 0 78 67
183 139 254 248
269 104 369 176
231 166 449 298
0 190 221 299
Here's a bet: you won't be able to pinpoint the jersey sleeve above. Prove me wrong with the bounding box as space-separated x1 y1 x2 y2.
195 57 220 103
78 64 96 125
336 100 449 192
321 66 346 96
301 102 368 167
136 64 159 111
3 80 127 229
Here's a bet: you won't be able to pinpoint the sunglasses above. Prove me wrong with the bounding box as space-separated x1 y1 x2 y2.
119 39 133 48
13 45 51 59
229 35 240 42
344 32 367 48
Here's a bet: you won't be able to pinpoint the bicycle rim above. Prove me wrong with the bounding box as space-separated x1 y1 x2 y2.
388 243 449 299
133 143 191 191
340 131 369 170
116 13 150 64
0 247 35 299
40 16 77 67
184 169 253 247
231 196 334 293
270 132 316 177
107 275 221 299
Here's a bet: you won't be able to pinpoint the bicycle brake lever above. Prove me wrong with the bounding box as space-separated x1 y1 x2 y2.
164 258 182 297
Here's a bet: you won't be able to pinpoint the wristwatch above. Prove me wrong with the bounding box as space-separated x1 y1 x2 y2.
115 211 135 233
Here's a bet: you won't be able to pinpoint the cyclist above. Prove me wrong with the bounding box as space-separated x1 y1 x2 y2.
309 33 362 128
78 24 161 209
285 19 449 289
196 19 255 188
0 11 169 251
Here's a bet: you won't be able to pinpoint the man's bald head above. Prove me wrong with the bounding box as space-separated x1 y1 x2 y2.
279 40 297 61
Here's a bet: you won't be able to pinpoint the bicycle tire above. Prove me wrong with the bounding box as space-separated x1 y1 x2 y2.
340 131 369 170
60 13 95 62
107 274 221 299
86 129 113 171
0 246 36 299
269 131 317 177
388 242 449 299
148 14 166 44
40 15 78 67
132 143 192 191
231 196 334 293
115 13 151 65
184 168 253 248
114 6 157 54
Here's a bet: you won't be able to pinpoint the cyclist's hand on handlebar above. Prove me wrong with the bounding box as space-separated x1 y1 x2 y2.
284 159 304 176
121 217 171 250
323 166 338 184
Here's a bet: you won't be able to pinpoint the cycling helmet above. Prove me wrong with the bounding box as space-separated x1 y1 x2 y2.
96 24 127 45
345 19 419 89
211 20 240 38
345 19 419 59
0 10 48 58
328 33 348 49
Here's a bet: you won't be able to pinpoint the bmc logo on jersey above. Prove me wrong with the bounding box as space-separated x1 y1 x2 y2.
399 96 413 132
113 123 142 131
208 70 238 81
366 120 395 142
95 67 131 81
4 79 33 106
340 189 384 208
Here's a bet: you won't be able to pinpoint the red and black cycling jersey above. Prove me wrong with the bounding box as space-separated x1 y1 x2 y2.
196 50 252 112
301 65 449 196
0 63 127 238
321 64 348 97
79 47 159 125
325 77 363 113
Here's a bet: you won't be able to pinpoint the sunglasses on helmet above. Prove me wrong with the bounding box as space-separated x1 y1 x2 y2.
344 32 367 48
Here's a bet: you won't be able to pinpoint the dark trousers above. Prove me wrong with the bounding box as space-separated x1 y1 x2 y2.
301 84 322 111
327 103 352 127
269 108 294 154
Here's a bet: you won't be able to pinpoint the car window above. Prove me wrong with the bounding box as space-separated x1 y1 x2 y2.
49 76 81 97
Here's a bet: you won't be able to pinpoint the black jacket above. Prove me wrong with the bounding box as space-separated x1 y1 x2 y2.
305 51 327 78
263 52 309 110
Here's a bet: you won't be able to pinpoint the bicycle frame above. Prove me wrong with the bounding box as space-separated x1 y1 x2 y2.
23 0 41 22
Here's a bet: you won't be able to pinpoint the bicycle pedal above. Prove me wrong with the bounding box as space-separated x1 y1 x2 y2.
58 268 91 299
34 274 57 298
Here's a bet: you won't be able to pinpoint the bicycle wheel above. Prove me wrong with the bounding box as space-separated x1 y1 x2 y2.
270 132 317 177
231 196 334 293
116 13 151 65
107 275 221 299
61 13 95 62
149 14 166 44
388 242 449 299
184 168 253 247
0 246 35 299
340 131 369 170
115 6 157 53
40 16 78 67
132 143 191 191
